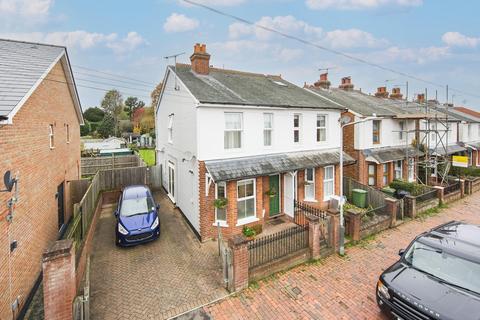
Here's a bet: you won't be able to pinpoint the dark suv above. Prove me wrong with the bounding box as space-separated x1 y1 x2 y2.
377 221 480 320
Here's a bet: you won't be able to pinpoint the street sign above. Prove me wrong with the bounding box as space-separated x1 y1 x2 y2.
452 155 469 168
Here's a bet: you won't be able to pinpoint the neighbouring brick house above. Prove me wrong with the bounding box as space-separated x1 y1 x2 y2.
155 43 353 241
305 75 426 188
0 39 83 319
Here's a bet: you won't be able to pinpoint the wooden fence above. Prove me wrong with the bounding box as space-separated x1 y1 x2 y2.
343 177 387 209
81 154 145 176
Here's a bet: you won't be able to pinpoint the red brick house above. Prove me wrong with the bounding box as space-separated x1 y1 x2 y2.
0 39 83 319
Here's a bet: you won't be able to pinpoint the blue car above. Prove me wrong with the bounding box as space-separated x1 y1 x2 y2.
115 185 160 246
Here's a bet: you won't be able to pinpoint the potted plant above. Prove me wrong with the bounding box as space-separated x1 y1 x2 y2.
265 188 277 198
213 197 228 209
242 226 256 240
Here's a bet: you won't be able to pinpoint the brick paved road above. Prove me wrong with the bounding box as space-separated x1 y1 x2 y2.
203 195 480 320
90 190 227 320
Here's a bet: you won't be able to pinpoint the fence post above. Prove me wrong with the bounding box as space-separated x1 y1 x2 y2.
385 198 397 228
327 209 340 253
42 239 76 320
227 235 249 292
307 215 321 259
434 186 445 205
404 195 416 219
460 179 465 198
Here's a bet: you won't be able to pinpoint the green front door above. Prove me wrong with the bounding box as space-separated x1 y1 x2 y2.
269 175 280 216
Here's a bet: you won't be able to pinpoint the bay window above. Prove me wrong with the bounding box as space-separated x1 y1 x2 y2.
237 179 256 223
224 113 242 149
323 166 334 200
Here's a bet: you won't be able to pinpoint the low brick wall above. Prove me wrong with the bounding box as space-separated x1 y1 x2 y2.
444 190 462 204
360 215 391 239
249 248 310 281
416 198 440 214
471 178 480 193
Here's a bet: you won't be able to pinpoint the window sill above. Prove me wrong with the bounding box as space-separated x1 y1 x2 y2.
236 216 259 227
213 221 229 228
303 198 317 203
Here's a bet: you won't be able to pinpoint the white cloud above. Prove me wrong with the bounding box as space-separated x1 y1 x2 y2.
373 45 450 64
0 30 145 54
305 0 422 10
0 0 53 17
211 40 303 62
324 29 387 48
442 32 479 48
179 0 246 7
163 13 199 33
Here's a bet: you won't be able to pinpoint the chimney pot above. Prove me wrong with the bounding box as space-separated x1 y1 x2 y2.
314 73 330 89
375 86 389 98
339 76 354 91
390 87 403 100
417 93 425 103
190 43 211 75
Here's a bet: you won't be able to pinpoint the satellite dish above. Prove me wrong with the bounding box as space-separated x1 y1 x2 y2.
3 171 15 192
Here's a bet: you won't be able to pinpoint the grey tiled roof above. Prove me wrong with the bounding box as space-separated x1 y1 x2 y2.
307 87 418 117
174 64 345 110
363 146 423 164
0 39 65 117
431 144 466 155
205 149 355 181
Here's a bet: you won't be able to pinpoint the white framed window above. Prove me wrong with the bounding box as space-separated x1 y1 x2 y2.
215 182 227 226
399 121 405 140
304 168 315 201
372 120 381 144
394 160 402 180
49 124 54 149
167 114 174 143
316 115 326 142
224 113 242 149
323 166 334 200
293 114 301 143
66 124 70 143
236 179 256 224
368 164 376 186
263 113 273 147
382 164 388 185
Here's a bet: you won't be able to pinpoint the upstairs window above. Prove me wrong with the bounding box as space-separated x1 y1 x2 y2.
316 115 326 142
293 114 301 143
167 114 174 143
372 120 381 144
49 124 54 149
263 113 273 146
224 113 242 149
399 121 405 140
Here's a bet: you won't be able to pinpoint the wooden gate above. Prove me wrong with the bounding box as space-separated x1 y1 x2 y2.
73 258 90 320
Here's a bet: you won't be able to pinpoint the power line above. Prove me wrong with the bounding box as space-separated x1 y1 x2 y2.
182 0 480 101
72 65 155 86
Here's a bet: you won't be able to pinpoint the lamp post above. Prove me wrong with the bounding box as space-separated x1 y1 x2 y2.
339 114 378 256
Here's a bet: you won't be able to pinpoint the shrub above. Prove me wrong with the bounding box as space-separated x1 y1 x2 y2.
389 179 430 196
251 224 263 235
242 226 256 238
449 166 480 178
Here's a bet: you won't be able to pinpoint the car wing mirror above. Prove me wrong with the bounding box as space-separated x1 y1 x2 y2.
398 249 405 256
156 204 160 210
114 210 119 217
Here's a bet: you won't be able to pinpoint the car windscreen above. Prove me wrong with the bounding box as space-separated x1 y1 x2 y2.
405 241 480 294
120 196 155 217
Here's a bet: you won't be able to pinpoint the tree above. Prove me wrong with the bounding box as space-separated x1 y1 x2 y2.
83 107 105 122
150 82 163 109
140 107 155 134
97 114 115 138
125 96 146 120
80 122 90 136
101 90 123 136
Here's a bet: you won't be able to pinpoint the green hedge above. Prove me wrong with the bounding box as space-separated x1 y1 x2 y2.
389 179 431 196
449 166 480 178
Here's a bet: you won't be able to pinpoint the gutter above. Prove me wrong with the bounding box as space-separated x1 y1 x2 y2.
198 101 345 111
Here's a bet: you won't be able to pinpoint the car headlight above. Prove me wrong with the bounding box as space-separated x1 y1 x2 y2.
151 216 159 230
377 280 391 300
118 223 129 235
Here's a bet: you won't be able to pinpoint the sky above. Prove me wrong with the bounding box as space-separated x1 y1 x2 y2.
1 0 479 110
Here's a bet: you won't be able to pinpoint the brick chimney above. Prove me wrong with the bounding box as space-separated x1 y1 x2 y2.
390 87 403 100
190 43 210 75
417 93 425 104
339 76 354 91
375 86 389 98
313 72 331 89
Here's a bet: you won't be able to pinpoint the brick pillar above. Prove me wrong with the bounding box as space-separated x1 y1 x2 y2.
228 235 249 292
385 198 398 228
307 215 321 259
460 179 465 198
42 239 76 320
464 179 472 195
346 209 361 242
404 195 416 219
434 186 445 204
327 209 340 252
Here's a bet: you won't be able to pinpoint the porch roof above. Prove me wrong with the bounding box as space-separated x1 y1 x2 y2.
431 144 467 156
205 149 355 182
363 146 423 164
465 141 480 150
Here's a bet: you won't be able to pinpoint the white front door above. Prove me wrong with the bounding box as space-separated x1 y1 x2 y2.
283 172 296 218
167 161 175 202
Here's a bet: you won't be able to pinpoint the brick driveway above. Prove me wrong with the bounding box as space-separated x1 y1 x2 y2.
89 190 227 320
203 195 480 320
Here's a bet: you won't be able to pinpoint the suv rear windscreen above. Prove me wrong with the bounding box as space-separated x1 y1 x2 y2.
405 241 480 294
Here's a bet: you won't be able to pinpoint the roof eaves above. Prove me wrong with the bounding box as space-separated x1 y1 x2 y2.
197 100 344 110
